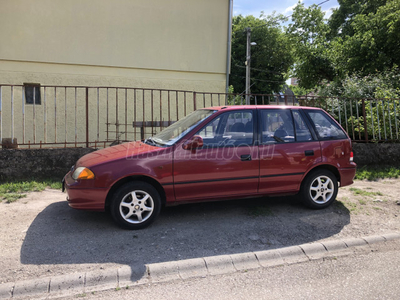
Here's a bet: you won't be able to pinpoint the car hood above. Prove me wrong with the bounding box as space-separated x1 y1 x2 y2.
76 141 161 168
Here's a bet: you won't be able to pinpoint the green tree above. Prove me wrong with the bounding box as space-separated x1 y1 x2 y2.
329 0 400 76
328 0 387 39
229 13 294 96
287 3 336 89
287 85 313 96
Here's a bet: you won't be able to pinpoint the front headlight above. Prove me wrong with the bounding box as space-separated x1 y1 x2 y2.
72 167 95 180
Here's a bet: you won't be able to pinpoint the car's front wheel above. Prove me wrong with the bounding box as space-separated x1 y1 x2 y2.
110 182 161 229
301 169 338 209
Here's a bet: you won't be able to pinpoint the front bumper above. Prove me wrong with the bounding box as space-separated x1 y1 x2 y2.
63 172 108 211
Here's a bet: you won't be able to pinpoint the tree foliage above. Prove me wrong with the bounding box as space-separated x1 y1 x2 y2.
328 0 388 39
286 0 400 91
286 3 336 89
229 14 294 95
330 0 400 76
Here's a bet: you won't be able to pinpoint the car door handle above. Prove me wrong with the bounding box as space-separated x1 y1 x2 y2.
241 154 252 161
305 150 314 156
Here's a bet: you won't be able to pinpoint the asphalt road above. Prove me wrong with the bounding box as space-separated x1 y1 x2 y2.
59 240 400 300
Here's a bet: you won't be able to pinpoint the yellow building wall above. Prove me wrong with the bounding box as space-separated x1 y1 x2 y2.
0 0 231 147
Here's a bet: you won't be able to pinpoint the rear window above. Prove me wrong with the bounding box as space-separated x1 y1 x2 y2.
305 110 347 140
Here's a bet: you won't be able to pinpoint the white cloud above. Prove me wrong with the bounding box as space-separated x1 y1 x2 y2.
284 0 303 14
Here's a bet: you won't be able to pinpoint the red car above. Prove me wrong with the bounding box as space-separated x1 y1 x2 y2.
63 105 356 229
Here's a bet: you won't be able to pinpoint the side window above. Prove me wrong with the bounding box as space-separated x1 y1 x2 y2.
197 111 253 147
292 110 313 141
306 110 347 140
261 110 294 144
198 116 220 139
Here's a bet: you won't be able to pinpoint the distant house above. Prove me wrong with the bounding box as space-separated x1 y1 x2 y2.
0 0 232 93
290 78 299 86
273 85 298 105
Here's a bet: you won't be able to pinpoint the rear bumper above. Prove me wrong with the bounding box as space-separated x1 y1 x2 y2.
339 164 357 187
63 172 108 211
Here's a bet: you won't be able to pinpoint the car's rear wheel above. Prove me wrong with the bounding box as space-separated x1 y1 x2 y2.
301 169 338 209
110 182 161 229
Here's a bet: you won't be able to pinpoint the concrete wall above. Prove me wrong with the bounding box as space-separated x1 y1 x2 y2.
0 148 96 181
352 143 400 166
1 143 400 181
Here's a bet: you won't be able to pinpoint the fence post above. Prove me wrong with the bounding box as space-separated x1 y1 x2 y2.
86 87 89 148
362 99 368 142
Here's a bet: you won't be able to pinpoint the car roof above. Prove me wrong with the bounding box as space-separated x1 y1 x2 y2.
202 105 322 111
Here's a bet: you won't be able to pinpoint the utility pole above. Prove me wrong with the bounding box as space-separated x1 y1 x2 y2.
245 27 251 105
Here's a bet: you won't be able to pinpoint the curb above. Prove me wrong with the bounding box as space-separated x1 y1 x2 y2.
1 232 400 299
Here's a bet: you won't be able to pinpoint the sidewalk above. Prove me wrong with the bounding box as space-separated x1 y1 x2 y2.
1 232 399 300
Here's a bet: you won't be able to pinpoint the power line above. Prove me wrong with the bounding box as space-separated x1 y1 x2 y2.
231 74 286 83
234 64 283 75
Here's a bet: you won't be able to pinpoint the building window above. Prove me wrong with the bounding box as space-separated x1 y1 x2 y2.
24 83 41 105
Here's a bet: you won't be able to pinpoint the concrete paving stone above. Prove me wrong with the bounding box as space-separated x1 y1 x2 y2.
381 232 400 241
278 246 309 265
0 282 14 299
147 261 180 283
49 273 85 297
117 265 149 287
230 252 260 271
254 249 284 268
117 265 133 286
321 240 348 252
12 278 49 298
177 258 208 280
300 243 327 260
362 235 386 245
342 237 368 248
203 255 235 276
85 269 117 293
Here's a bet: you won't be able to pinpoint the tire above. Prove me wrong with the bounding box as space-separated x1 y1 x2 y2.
110 182 161 230
300 169 338 209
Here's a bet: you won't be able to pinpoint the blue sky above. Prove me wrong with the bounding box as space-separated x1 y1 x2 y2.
233 0 339 19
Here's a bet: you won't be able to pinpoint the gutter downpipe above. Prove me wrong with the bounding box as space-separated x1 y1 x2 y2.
225 0 233 99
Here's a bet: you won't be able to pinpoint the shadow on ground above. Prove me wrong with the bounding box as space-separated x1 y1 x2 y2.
21 196 350 280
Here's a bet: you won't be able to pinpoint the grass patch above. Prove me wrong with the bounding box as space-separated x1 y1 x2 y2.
2 193 27 203
338 200 358 213
349 187 383 197
358 199 367 205
355 166 400 181
0 179 62 203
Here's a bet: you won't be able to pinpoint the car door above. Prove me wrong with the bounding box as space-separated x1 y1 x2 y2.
173 109 259 201
258 108 322 194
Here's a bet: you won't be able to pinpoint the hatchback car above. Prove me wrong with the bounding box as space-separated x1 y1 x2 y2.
63 105 356 229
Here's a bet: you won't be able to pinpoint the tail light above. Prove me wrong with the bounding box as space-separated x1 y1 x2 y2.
350 151 354 162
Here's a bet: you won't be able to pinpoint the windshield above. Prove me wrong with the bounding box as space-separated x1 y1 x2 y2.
145 109 216 147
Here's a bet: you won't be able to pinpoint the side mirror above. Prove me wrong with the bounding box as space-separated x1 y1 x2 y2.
182 135 204 150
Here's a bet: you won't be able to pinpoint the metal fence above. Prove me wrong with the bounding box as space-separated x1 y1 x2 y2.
0 85 230 149
0 84 399 149
298 96 400 142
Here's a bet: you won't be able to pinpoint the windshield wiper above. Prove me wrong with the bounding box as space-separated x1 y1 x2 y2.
144 137 166 146
144 137 158 146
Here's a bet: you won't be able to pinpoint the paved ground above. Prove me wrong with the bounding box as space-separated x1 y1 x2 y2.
0 179 399 298
57 240 400 300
